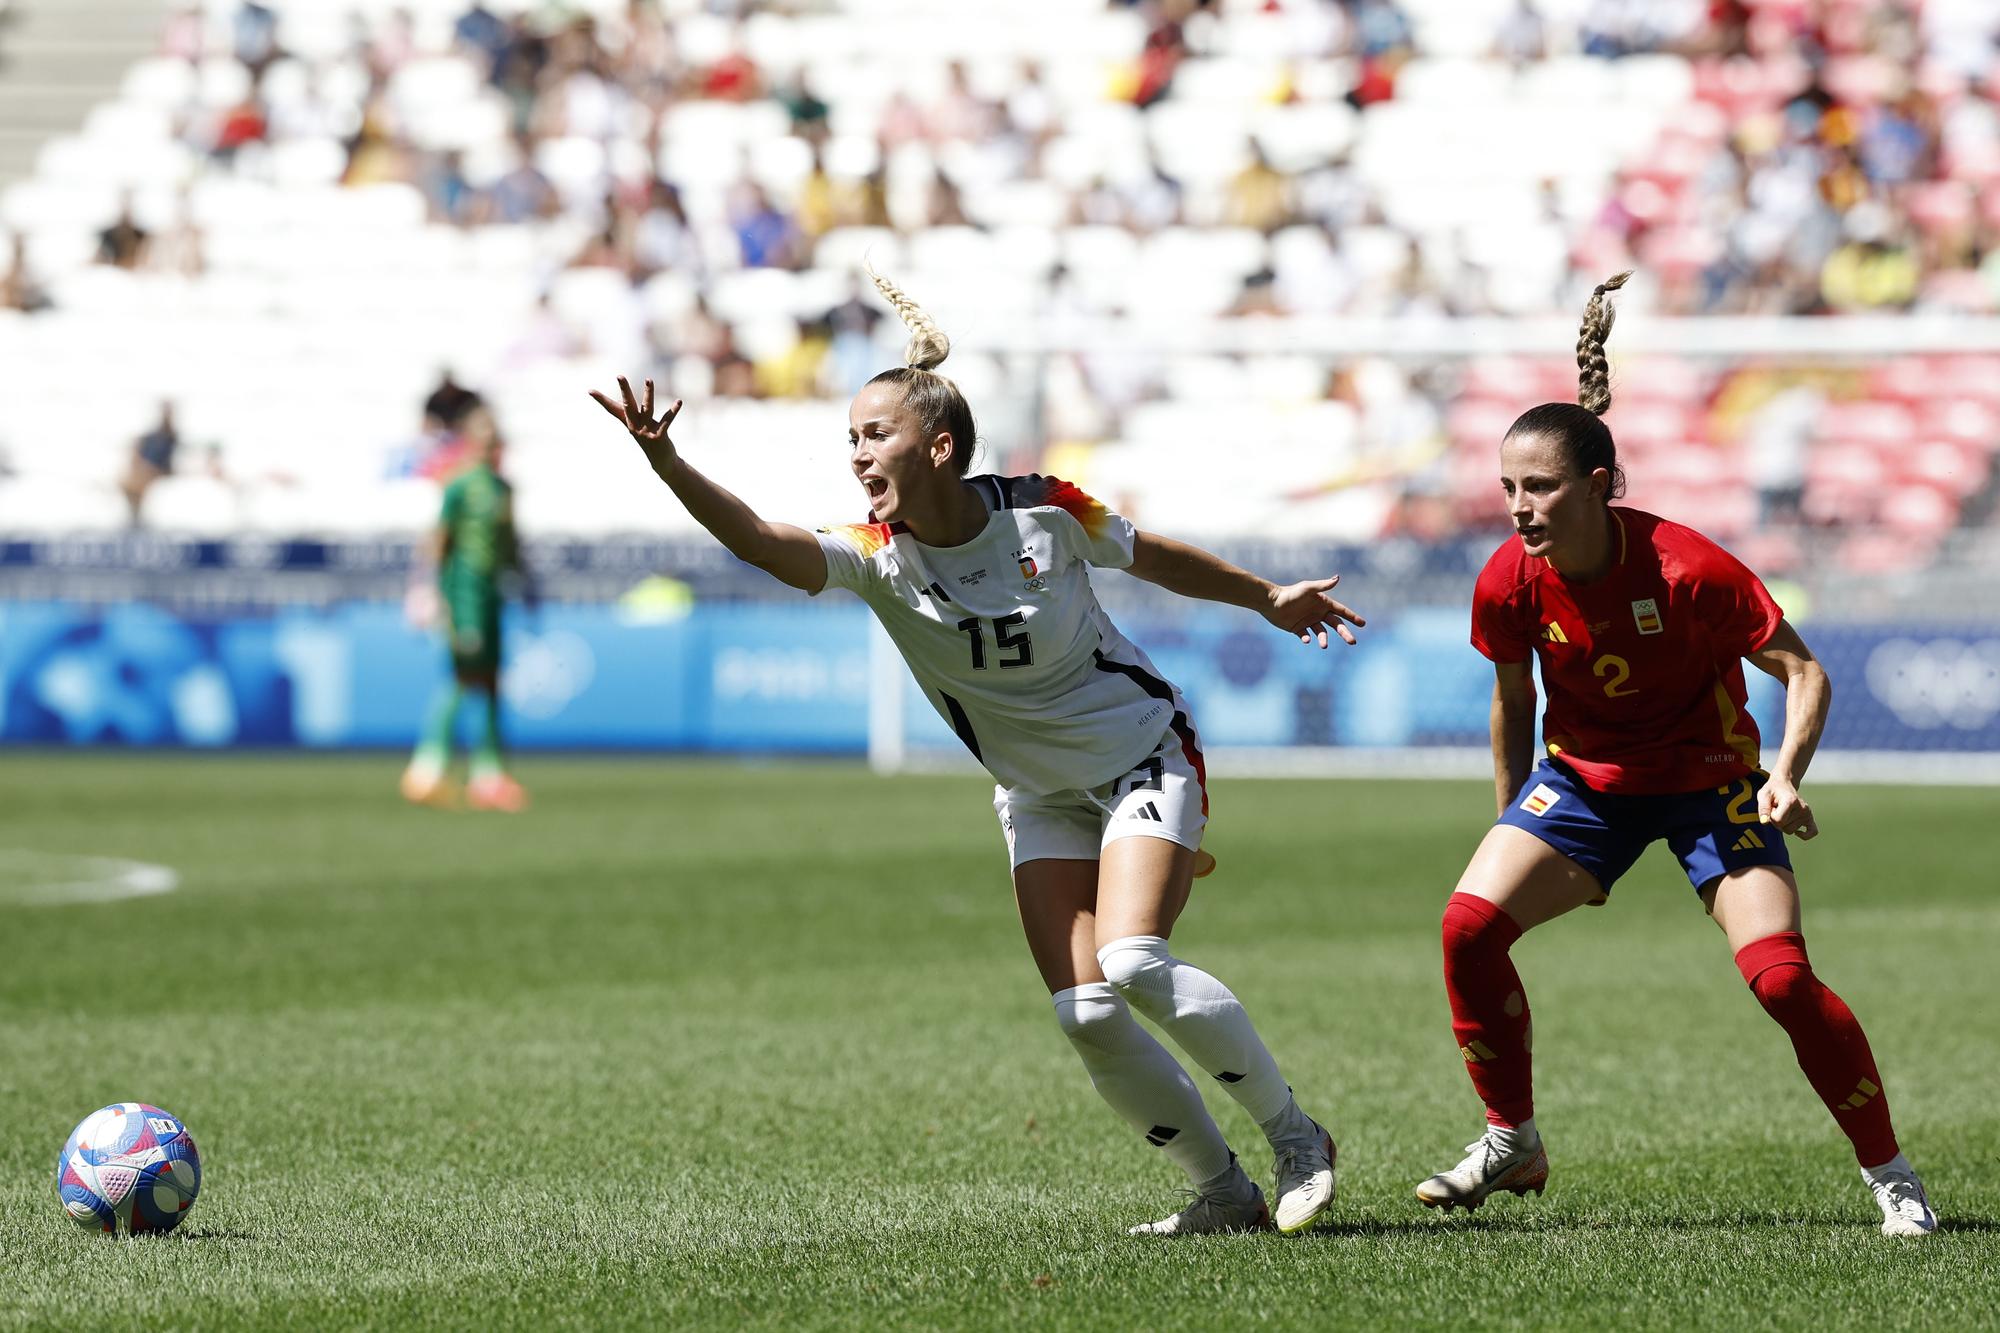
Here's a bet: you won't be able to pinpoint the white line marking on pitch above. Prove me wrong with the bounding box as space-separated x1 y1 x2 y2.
0 851 180 905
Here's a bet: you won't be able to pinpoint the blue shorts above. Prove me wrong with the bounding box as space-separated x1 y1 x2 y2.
1494 758 1792 903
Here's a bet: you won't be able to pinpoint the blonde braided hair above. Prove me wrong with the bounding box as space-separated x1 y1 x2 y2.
859 263 979 476
1575 270 1631 417
865 262 951 372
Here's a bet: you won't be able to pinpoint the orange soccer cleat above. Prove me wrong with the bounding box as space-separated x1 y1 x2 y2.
465 773 529 813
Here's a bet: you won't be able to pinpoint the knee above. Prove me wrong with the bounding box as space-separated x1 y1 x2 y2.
1052 981 1132 1049
1735 931 1815 1013
1751 967 1815 1017
1095 934 1172 999
1441 892 1522 964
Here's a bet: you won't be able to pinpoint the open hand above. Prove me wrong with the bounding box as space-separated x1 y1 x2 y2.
589 376 682 476
1759 775 1818 840
1265 575 1365 648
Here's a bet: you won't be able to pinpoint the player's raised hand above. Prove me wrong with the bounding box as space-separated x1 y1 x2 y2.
589 376 682 476
1265 575 1365 648
1759 774 1819 840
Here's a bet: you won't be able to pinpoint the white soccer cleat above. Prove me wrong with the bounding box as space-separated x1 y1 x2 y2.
1415 1128 1549 1213
1863 1155 1937 1238
399 761 458 809
1271 1123 1337 1235
1127 1183 1272 1236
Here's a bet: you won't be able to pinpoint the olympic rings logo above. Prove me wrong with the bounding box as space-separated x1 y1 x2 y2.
1863 638 2000 731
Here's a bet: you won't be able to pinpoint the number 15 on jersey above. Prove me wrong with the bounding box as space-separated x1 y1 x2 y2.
957 614 1034 669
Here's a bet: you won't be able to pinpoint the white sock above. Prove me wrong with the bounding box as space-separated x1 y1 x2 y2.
1096 936 1308 1144
1860 1151 1914 1181
1053 983 1235 1185
1490 1117 1539 1155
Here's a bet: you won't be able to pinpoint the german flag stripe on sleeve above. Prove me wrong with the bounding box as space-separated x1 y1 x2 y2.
1013 475 1112 539
823 522 895 558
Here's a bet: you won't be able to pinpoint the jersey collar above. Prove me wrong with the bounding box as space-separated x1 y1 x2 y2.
1535 508 1627 580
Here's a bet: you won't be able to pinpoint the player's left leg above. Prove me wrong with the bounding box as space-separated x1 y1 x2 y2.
1006 786 1264 1237
403 624 470 808
402 679 462 806
1093 740 1335 1235
458 597 526 812
1014 858 1265 1236
1705 865 1935 1237
463 676 526 812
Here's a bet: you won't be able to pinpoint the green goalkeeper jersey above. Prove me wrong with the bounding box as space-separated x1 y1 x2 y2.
439 463 517 587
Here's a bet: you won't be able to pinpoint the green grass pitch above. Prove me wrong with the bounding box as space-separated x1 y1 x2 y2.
0 753 1994 1330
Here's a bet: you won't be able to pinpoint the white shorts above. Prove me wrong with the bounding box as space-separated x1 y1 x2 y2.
993 724 1209 868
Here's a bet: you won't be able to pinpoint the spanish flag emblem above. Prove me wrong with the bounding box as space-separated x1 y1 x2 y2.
1631 598 1663 635
1520 783 1561 817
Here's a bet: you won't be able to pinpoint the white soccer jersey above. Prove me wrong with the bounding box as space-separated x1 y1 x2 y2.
814 474 1192 796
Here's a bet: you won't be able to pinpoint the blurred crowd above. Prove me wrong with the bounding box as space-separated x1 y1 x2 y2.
1590 2 2000 315
1 0 1996 553
6 1 1984 333
141 4 1993 313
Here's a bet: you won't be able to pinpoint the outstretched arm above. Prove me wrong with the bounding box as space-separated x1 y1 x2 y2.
590 376 828 593
1125 529 1365 647
1745 618 1828 840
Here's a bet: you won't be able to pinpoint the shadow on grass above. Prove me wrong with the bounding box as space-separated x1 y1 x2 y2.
1297 1212 2000 1237
171 1227 262 1242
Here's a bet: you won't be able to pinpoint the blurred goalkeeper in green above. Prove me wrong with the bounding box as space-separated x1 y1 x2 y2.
401 409 534 812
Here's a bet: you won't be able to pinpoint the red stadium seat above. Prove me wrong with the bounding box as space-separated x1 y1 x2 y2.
1936 357 2000 407
1806 441 1891 488
1835 530 1942 575
1880 483 1960 536
1636 226 1723 279
1906 181 1976 233
1612 357 1709 406
1815 401 1915 445
1447 398 1522 450
1900 440 1993 497
1603 401 1697 447
1731 529 1807 578
1923 400 2000 450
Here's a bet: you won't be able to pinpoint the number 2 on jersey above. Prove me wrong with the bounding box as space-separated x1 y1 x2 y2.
956 613 1034 670
1593 654 1638 697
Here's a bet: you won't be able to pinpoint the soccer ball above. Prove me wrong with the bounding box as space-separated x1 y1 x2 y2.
56 1102 202 1235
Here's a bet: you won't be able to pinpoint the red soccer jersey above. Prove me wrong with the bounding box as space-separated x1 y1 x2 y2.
1470 508 1785 795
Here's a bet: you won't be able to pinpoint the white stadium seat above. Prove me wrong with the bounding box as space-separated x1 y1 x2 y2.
0 478 129 533
0 0 1978 553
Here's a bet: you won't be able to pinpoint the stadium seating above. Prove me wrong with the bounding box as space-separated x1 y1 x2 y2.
0 0 1992 573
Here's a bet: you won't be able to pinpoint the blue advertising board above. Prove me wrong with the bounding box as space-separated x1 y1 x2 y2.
0 600 866 751
1 599 1995 755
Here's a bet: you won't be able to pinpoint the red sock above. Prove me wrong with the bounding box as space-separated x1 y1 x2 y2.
1734 932 1899 1167
1441 892 1534 1128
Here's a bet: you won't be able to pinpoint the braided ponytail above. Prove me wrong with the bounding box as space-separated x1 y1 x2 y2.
1575 270 1630 416
860 264 978 476
865 262 951 371
1504 271 1633 502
